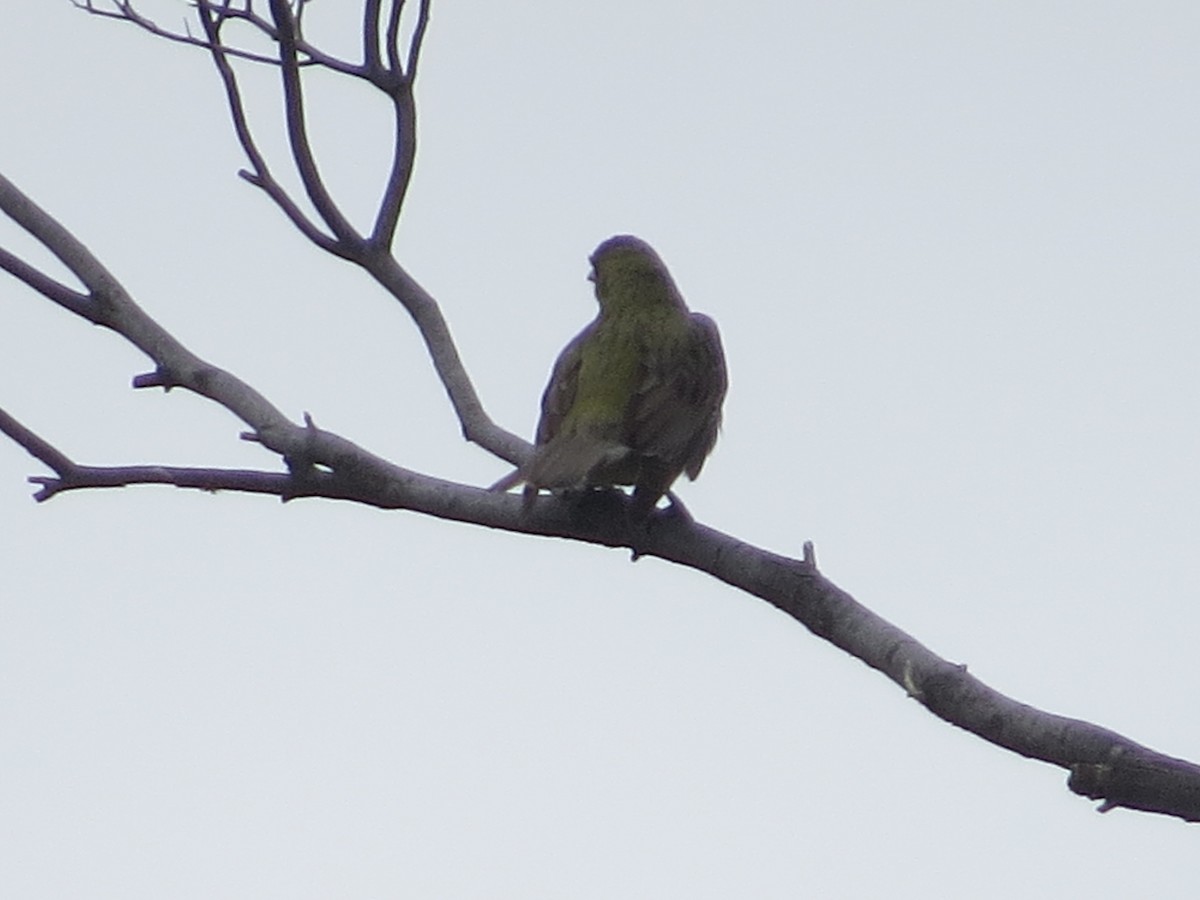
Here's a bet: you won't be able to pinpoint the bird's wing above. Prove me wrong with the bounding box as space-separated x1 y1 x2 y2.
524 320 636 489
628 312 728 478
534 324 590 446
681 313 728 478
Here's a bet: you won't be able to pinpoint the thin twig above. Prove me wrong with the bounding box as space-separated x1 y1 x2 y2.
369 91 417 248
406 0 431 81
268 0 363 247
0 407 76 477
0 245 93 318
384 0 404 75
0 407 312 503
34 465 299 503
76 0 364 74
73 0 520 456
202 0 366 75
363 0 383 74
368 0 427 245
195 3 345 256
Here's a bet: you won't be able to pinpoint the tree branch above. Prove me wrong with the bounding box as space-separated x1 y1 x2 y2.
0 173 117 321
193 3 347 256
367 0 425 249
369 84 418 249
3 399 1198 820
0 244 93 317
364 254 530 464
0 407 76 478
267 0 363 248
76 0 363 74
25 1 1197 824
363 0 384 74
75 0 520 461
384 0 405 75
405 0 432 83
0 173 295 454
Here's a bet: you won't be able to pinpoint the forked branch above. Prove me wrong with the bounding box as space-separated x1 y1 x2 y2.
81 0 517 458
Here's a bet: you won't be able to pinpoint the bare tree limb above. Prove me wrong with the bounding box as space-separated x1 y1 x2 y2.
0 173 117 321
267 0 363 247
0 173 295 453
0 245 92 317
367 1 426 248
385 0 405 75
3 394 1199 821
0 407 76 478
72 1 520 461
4 221 1200 823
76 0 363 73
405 0 432 83
364 255 530 463
364 0 384 74
4 0 1193 825
194 3 347 255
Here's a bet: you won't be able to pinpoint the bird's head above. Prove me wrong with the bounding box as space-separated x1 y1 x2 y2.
587 235 684 314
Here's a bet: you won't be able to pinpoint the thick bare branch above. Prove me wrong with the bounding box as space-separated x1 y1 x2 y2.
649 520 1200 823
4 197 1197 818
364 254 530 464
0 174 296 454
0 173 120 317
4 401 1198 821
2 173 1187 813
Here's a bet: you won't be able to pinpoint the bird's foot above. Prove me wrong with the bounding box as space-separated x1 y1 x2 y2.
662 490 694 525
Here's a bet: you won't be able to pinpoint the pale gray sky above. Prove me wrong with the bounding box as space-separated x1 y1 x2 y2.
3 2 1199 897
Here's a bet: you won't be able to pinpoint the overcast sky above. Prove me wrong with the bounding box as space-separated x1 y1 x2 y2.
3 2 1199 897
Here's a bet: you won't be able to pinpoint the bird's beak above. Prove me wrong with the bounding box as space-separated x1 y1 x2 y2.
587 270 596 283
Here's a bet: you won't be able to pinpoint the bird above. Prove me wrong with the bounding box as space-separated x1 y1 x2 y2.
492 234 727 518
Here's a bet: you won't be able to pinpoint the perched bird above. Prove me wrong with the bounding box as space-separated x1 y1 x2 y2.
493 235 727 517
